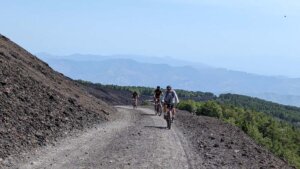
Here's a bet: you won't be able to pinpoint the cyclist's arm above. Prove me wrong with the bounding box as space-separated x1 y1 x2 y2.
173 90 179 104
162 93 166 103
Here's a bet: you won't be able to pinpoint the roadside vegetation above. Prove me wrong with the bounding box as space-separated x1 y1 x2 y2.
177 100 300 168
78 80 300 126
77 80 216 101
217 94 300 126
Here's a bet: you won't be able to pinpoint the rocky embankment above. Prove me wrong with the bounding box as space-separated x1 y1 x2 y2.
0 34 115 165
175 110 293 168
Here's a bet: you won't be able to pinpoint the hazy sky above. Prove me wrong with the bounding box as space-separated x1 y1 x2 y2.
1 0 300 77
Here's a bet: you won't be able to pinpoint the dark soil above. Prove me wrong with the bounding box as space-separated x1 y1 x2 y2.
79 83 151 105
175 110 293 169
0 35 115 163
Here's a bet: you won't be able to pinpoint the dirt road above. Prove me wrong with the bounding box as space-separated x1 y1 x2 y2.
14 106 201 169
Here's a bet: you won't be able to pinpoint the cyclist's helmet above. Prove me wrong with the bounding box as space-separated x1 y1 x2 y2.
166 85 172 91
157 86 160 89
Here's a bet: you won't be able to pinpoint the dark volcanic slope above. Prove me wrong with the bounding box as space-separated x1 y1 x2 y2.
176 110 292 169
0 35 115 161
80 83 133 105
79 82 151 105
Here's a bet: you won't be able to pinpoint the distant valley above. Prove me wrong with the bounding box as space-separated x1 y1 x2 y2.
38 53 300 107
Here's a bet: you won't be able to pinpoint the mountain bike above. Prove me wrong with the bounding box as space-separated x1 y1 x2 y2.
154 98 162 116
132 98 137 109
164 104 173 129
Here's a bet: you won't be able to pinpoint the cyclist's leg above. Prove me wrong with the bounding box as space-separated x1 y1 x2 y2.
156 99 159 112
132 98 135 108
166 105 170 117
163 103 168 119
159 101 162 111
168 105 172 115
132 98 135 107
153 98 156 111
172 108 175 116
155 102 158 114
170 104 175 120
156 98 160 111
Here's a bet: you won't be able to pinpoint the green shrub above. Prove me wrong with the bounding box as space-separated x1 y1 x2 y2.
196 101 223 118
177 100 197 112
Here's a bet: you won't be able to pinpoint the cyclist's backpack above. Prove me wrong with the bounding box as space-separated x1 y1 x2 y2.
164 91 175 104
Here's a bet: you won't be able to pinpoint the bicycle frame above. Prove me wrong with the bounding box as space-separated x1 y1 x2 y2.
154 99 162 114
165 105 173 129
132 98 137 109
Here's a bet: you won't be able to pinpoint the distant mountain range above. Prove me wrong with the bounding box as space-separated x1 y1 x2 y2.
37 53 300 107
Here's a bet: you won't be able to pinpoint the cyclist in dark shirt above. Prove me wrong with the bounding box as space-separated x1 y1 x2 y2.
132 91 139 108
154 86 162 101
153 86 163 115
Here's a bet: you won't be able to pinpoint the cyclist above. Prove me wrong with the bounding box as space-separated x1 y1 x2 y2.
153 86 163 115
162 85 179 121
132 91 139 108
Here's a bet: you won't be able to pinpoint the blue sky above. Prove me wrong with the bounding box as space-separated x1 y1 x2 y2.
1 0 300 77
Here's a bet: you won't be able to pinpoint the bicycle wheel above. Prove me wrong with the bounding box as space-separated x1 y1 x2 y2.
167 111 172 129
132 99 137 109
155 104 158 115
158 104 162 116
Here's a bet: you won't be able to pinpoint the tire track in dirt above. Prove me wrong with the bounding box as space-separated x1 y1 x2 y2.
12 107 200 169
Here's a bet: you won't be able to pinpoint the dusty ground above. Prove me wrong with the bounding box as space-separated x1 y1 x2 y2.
5 107 292 169
9 107 194 169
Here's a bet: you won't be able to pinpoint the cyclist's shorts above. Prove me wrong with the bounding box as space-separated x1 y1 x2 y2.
165 104 174 109
164 104 174 113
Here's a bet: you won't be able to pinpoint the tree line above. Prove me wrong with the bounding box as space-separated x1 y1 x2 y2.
78 80 300 126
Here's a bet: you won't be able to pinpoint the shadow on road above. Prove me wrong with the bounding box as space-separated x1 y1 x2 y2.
141 113 156 116
144 126 167 129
